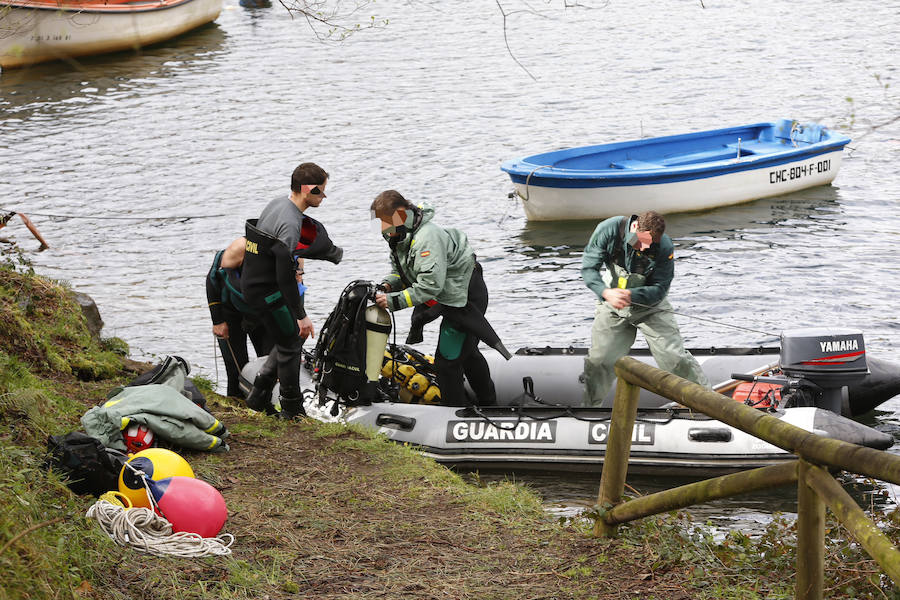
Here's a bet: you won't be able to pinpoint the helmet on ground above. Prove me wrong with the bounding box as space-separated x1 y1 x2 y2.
123 423 156 454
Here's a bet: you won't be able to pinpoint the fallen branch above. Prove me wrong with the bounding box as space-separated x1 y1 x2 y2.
0 517 66 557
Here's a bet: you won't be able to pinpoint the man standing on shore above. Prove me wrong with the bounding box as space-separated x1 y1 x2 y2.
581 211 709 405
241 162 342 418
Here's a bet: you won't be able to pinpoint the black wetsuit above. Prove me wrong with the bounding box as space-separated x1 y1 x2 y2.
206 251 274 398
241 196 310 411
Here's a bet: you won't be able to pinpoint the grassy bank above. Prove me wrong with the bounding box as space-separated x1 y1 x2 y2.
1 260 898 599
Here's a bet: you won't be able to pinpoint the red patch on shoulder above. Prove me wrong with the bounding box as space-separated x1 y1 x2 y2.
420 250 430 257
296 216 317 250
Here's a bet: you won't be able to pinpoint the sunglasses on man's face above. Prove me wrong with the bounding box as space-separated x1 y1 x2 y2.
303 184 326 197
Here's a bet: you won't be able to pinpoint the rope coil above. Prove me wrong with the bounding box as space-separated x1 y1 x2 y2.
85 500 234 557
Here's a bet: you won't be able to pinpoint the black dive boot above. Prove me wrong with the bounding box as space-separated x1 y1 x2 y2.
277 395 307 420
245 374 276 414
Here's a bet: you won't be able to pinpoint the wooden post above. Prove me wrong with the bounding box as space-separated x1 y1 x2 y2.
804 463 900 585
602 356 900 591
606 461 797 526
614 357 900 486
594 370 640 538
796 460 825 600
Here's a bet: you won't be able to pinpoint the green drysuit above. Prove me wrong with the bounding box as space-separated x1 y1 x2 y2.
581 215 709 406
81 360 228 452
380 204 475 312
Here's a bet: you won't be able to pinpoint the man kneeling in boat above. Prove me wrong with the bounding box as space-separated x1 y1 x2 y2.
372 190 510 406
581 211 709 405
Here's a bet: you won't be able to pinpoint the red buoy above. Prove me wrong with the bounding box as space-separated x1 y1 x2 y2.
146 476 227 538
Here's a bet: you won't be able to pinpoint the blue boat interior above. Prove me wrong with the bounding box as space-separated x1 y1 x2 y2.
540 119 837 172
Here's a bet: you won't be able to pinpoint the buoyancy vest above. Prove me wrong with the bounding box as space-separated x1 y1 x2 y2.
311 280 381 407
207 250 256 320
242 214 343 320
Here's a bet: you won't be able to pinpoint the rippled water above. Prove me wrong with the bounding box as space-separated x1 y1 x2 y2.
2 0 899 517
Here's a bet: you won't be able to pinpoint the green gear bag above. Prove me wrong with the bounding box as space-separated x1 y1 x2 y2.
437 322 467 361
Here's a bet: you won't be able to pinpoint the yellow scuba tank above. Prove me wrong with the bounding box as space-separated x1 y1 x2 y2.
393 364 417 387
379 346 442 404
406 372 430 397
423 385 441 404
381 355 398 379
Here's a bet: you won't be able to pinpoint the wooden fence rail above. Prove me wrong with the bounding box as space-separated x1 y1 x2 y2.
595 356 900 600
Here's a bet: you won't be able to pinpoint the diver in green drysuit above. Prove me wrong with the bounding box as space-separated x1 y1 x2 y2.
371 191 510 406
581 211 710 406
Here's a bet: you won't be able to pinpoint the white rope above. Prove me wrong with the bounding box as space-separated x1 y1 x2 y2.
85 500 234 558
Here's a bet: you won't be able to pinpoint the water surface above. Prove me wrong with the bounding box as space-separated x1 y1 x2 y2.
2 0 899 519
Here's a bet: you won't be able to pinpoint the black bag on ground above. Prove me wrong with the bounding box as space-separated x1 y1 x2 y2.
45 432 128 497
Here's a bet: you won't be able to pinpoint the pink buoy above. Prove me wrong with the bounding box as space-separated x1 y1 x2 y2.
146 476 227 538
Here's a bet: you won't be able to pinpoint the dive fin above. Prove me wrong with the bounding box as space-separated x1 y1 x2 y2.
493 341 513 361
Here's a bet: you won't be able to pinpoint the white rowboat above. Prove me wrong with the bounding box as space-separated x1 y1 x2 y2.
0 0 222 69
500 120 851 221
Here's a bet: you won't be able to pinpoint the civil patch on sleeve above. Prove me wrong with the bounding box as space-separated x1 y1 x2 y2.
420 250 431 257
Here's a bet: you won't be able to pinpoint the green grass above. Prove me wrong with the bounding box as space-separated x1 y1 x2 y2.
0 438 115 599
3 260 900 599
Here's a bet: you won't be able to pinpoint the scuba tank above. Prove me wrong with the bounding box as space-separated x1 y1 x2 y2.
311 280 443 409
381 346 442 405
312 280 383 407
364 304 392 383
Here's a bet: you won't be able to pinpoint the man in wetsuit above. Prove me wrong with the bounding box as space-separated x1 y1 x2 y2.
242 162 342 418
372 190 509 406
206 236 274 399
581 211 709 406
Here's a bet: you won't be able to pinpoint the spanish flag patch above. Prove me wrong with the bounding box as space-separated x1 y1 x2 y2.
668 253 674 260
420 250 430 257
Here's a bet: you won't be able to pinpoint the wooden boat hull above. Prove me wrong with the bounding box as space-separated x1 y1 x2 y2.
501 121 851 221
0 0 223 68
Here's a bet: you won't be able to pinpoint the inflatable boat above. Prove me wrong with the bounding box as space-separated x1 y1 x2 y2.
241 330 900 476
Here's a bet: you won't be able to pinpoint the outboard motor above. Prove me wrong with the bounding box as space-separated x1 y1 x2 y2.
779 328 869 414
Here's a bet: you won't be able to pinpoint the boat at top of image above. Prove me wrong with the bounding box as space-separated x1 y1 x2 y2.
0 0 223 69
241 323 900 476
500 119 851 221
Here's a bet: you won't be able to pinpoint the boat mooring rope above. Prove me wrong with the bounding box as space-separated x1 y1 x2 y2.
519 165 553 202
0 206 227 222
630 301 779 338
85 501 234 558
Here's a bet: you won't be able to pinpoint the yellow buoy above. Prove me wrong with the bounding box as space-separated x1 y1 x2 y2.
117 448 194 509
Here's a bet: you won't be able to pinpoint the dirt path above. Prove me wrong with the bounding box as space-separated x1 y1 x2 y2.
96 398 693 599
